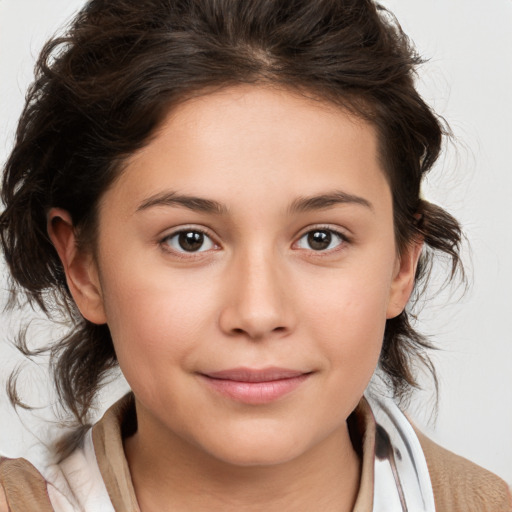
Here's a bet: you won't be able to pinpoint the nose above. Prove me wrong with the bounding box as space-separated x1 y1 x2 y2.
218 249 295 340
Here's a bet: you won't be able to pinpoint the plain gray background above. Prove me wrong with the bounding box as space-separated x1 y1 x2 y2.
1 0 511 484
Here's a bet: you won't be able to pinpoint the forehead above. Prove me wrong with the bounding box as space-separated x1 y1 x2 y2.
101 85 390 217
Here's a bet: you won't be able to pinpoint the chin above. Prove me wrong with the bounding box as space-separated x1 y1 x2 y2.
203 429 310 468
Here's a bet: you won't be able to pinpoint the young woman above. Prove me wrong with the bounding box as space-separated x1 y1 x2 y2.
0 0 510 510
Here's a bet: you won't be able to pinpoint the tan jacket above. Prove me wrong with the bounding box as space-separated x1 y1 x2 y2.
1 395 511 511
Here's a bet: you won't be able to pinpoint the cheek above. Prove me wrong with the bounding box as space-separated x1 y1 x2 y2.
297 257 394 376
98 258 220 386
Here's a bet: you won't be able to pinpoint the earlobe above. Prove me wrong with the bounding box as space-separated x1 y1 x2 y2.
386 240 423 319
47 208 107 325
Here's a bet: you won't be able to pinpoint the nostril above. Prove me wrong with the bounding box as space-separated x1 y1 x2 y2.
229 325 287 337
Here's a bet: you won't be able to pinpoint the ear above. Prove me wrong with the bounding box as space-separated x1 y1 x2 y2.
386 239 423 319
47 208 107 324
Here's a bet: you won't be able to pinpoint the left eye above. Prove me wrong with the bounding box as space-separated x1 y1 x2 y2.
295 229 345 251
163 230 216 253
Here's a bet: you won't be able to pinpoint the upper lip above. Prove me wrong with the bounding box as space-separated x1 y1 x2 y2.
202 367 309 382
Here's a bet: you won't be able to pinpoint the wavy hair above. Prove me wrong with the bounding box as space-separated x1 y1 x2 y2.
1 0 463 456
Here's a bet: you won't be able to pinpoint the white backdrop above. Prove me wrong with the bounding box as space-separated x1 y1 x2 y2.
1 0 511 484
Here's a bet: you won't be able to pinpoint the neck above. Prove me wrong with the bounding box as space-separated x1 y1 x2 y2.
124 402 362 512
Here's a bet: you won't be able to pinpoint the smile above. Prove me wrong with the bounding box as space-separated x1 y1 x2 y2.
199 367 312 404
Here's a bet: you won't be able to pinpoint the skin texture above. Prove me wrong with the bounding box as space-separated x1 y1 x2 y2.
49 85 421 511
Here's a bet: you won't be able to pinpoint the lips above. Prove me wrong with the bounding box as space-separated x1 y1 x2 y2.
200 367 311 404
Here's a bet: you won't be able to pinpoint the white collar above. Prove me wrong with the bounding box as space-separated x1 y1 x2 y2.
367 394 436 512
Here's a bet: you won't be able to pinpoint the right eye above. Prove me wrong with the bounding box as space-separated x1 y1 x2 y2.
162 229 217 253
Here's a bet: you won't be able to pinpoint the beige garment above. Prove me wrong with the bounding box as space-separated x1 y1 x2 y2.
415 428 512 512
0 457 54 512
1 393 511 511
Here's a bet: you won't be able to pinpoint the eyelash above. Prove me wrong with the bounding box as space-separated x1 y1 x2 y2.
294 226 349 255
159 227 219 259
159 225 350 258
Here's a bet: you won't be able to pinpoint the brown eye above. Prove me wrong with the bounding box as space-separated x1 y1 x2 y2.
308 231 331 250
178 231 204 251
164 230 215 253
296 229 345 251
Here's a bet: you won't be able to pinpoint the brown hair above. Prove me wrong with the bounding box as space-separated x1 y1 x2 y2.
1 0 462 450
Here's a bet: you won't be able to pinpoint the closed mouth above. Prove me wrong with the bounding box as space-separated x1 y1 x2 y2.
199 367 313 404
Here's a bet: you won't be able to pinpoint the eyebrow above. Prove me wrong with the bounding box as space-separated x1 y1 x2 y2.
137 191 228 214
136 189 373 216
288 190 373 214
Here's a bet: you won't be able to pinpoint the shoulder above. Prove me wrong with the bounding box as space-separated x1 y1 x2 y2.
0 481 6 512
414 428 512 512
0 456 54 511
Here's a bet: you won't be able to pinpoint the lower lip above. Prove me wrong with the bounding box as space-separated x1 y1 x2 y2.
200 374 310 404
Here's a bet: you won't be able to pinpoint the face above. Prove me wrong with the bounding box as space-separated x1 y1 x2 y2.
52 85 418 467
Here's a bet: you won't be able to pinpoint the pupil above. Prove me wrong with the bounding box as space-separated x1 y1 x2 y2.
178 231 204 251
308 230 331 250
